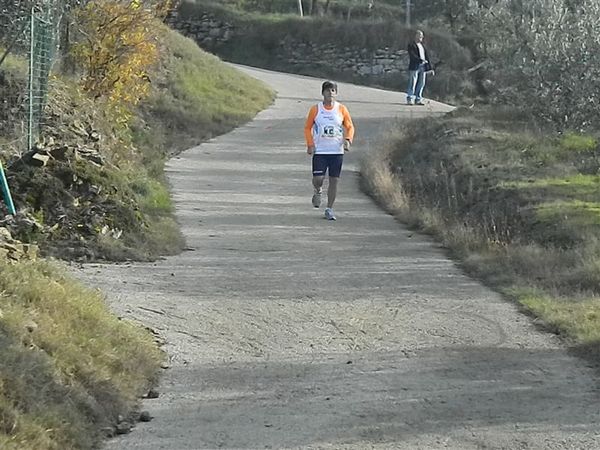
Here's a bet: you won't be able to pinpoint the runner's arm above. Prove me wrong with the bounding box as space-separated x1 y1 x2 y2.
304 105 318 149
341 105 355 144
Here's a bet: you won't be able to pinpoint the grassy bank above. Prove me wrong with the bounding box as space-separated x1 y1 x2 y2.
361 106 600 354
0 258 163 449
138 25 275 158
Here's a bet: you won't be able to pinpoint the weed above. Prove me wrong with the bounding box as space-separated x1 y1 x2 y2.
131 177 172 215
515 288 600 343
559 132 597 153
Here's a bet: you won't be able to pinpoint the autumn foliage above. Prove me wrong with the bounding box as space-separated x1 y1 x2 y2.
71 0 171 121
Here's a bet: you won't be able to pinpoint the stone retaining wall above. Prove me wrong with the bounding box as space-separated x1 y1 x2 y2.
277 36 408 77
167 11 410 79
167 11 234 49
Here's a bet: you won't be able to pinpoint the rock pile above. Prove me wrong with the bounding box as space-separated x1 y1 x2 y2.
0 104 141 261
23 136 105 169
0 225 38 262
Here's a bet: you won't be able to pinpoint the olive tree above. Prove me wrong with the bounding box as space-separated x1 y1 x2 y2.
474 0 600 130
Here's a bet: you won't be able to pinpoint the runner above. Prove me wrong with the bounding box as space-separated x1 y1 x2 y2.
304 81 355 221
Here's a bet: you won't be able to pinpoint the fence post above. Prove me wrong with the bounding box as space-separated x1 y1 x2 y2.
28 7 35 151
0 161 16 215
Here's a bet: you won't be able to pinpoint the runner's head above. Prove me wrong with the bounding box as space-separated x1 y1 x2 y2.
321 81 338 95
321 81 338 104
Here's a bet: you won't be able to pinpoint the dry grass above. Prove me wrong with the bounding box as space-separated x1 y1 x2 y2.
0 259 163 449
361 105 600 351
359 132 408 216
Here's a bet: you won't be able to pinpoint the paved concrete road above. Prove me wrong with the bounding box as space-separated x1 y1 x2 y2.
78 67 600 449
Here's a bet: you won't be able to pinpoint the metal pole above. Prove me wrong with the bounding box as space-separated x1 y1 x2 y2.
297 0 304 16
406 0 411 27
0 161 16 216
28 7 35 151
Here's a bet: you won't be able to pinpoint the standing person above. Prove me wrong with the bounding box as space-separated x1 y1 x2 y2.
406 30 430 106
304 81 355 221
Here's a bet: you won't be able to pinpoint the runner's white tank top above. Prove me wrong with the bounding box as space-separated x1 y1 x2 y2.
312 102 344 155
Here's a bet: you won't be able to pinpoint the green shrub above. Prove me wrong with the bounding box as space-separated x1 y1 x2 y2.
559 132 598 153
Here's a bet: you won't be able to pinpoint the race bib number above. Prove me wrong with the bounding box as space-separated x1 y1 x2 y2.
321 125 342 138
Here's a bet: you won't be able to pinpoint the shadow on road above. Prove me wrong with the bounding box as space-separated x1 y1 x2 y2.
133 346 600 449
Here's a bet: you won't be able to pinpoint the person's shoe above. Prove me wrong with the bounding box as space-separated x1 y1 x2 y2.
415 100 425 106
406 98 413 105
324 208 336 221
311 189 322 208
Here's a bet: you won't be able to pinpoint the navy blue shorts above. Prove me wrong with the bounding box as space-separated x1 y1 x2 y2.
312 154 344 178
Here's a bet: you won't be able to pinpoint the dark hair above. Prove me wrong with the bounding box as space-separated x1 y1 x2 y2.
321 81 338 93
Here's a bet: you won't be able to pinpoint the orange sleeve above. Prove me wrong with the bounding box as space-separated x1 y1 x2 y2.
340 105 355 143
304 105 318 147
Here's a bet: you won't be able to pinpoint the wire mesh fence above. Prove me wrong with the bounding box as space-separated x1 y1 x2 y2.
0 0 63 158
29 5 59 149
